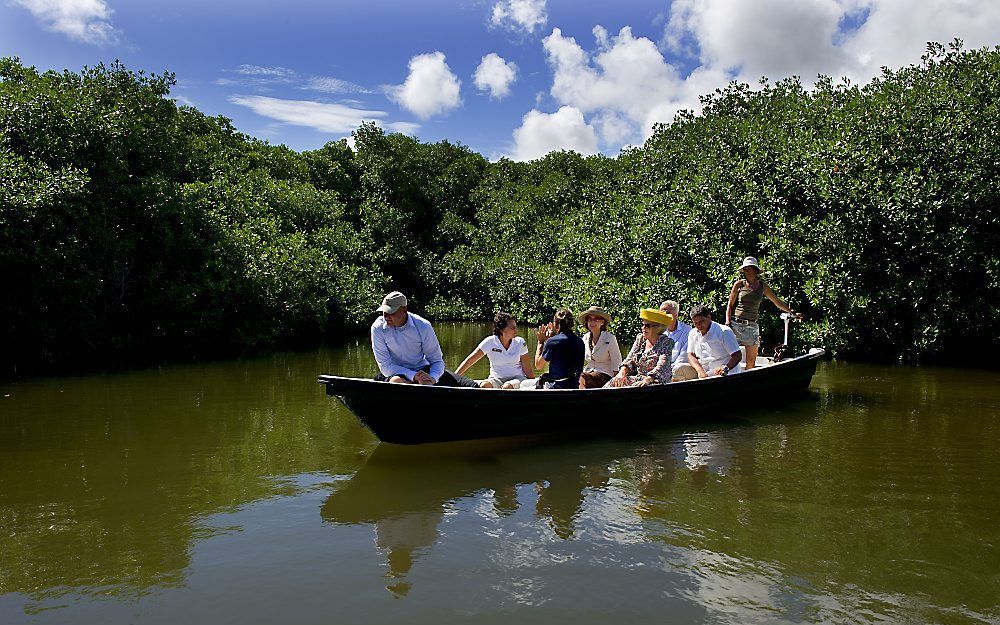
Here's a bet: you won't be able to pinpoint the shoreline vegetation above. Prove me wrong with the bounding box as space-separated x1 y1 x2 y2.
2 41 999 379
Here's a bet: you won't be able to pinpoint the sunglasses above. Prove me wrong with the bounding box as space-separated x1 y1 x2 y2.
641 322 661 329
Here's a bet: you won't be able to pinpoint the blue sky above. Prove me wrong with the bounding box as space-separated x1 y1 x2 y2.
3 0 999 159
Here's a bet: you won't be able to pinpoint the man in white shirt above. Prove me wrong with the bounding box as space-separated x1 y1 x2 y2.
659 300 692 376
674 304 743 381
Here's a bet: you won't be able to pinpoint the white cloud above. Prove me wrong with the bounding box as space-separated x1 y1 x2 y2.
235 65 297 78
304 76 372 94
228 95 388 134
521 1 1000 156
229 95 422 138
388 52 462 120
12 0 119 45
490 0 547 33
842 0 1000 79
387 121 421 135
510 106 598 161
474 53 518 99
542 26 686 144
666 0 856 80
664 0 1000 85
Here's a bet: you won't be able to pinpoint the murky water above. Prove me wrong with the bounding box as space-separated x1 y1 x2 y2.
1 323 998 624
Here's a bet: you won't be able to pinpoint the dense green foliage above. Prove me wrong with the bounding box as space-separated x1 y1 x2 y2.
2 41 998 374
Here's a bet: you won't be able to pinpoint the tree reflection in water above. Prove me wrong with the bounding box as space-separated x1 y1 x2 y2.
320 429 756 596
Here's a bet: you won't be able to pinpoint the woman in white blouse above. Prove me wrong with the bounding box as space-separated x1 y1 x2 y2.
577 306 623 388
455 312 534 388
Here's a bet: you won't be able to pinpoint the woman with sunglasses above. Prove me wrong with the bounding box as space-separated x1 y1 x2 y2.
607 308 676 388
576 305 623 389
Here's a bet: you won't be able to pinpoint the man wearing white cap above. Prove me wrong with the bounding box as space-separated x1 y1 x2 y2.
371 291 478 387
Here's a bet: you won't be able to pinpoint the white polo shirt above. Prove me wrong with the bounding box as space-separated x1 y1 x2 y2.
477 335 529 378
688 322 743 374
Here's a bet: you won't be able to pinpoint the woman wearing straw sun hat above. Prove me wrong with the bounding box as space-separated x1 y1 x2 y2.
607 308 676 388
726 256 802 369
577 306 623 389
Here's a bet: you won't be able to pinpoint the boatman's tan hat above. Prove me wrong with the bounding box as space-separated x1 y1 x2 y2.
577 305 613 327
376 291 408 314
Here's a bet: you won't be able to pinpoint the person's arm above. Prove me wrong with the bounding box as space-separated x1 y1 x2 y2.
763 283 803 319
455 348 485 376
672 330 688 367
726 280 740 325
688 351 709 379
371 324 417 380
520 353 535 379
609 335 623 373
611 335 642 387
714 328 744 376
534 323 552 370
419 320 446 383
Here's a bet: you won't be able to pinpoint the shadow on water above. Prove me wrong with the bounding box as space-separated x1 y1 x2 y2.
318 392 827 598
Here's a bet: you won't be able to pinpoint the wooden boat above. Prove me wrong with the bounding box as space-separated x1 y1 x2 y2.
318 348 825 445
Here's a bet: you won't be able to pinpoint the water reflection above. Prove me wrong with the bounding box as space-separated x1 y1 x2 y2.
2 336 999 625
0 350 372 603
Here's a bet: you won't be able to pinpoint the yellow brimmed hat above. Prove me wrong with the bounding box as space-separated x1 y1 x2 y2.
640 308 673 326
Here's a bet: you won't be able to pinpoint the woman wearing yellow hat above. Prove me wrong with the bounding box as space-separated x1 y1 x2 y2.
607 308 676 387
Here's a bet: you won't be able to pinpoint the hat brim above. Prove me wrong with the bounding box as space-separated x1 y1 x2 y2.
578 311 612 326
376 304 402 314
740 262 760 271
640 309 674 326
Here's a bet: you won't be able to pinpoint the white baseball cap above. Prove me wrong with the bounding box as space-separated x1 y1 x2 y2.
376 291 408 314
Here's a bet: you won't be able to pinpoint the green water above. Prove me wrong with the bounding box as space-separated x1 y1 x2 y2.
1 323 998 624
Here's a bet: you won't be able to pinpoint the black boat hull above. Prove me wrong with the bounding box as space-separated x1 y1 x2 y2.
319 349 824 444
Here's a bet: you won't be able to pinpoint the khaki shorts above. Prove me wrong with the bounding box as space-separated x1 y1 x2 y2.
728 318 760 347
672 363 700 381
484 374 526 389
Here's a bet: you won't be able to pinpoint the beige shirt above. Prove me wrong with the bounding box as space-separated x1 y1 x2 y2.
583 331 623 376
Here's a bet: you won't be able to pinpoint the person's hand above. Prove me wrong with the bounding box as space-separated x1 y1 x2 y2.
793 311 804 321
535 322 553 343
635 375 653 387
698 369 709 379
413 370 435 385
610 371 628 387
713 367 727 376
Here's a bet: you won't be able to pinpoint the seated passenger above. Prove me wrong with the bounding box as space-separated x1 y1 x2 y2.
607 309 676 387
455 312 534 389
659 300 692 380
577 305 623 388
673 304 743 381
528 309 585 389
370 291 478 387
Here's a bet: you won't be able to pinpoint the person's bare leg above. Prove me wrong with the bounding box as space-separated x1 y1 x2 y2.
479 380 495 388
745 345 758 369
389 375 414 384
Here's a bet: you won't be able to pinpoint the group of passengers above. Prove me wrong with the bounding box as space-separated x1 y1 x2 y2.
370 257 802 390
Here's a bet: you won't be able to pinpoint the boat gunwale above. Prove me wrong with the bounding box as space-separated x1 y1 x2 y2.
318 348 825 397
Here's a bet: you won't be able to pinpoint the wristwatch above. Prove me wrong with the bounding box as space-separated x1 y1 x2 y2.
722 366 730 376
